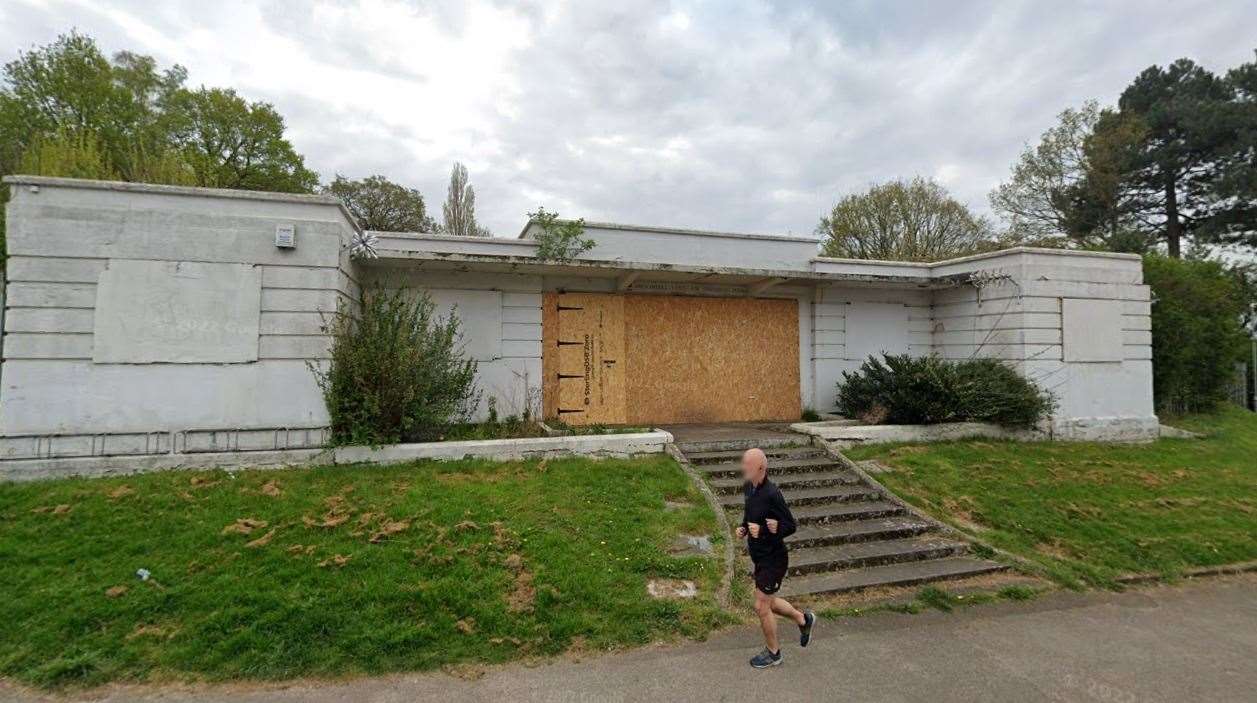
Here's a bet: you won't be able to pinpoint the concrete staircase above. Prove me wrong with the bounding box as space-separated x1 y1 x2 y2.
680 442 1007 598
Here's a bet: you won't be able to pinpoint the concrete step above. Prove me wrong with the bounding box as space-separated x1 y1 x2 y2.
696 456 842 478
733 500 905 526
719 484 880 509
786 537 970 576
707 470 862 495
786 516 937 548
674 437 806 455
778 557 1008 598
684 446 821 465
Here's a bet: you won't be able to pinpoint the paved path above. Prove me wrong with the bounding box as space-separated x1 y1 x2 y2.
6 574 1255 703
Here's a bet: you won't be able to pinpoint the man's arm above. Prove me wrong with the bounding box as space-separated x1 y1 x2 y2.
769 490 797 539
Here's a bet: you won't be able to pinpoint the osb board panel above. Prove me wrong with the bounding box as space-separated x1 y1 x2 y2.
549 293 626 424
541 293 559 420
623 295 800 424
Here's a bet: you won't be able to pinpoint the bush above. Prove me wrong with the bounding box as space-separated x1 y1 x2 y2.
836 354 1054 427
312 286 480 445
1144 255 1250 415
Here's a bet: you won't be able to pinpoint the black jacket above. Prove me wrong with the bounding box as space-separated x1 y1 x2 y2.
741 477 797 564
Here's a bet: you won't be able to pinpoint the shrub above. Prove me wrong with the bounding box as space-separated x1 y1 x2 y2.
312 286 480 445
836 354 1054 427
1144 255 1250 415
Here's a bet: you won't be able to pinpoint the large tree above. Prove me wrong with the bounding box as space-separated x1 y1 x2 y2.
439 161 490 237
817 177 994 261
163 87 318 193
323 174 434 232
989 101 1100 240
1112 59 1246 257
0 32 321 256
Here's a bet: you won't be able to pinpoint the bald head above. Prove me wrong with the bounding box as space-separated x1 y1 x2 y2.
741 447 768 483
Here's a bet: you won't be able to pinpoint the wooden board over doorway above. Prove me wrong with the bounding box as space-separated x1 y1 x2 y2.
542 292 800 425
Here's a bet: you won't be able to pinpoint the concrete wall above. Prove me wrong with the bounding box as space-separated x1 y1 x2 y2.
809 285 932 413
927 249 1156 440
0 177 359 458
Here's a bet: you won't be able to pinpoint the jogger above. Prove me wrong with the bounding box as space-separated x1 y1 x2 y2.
736 447 816 668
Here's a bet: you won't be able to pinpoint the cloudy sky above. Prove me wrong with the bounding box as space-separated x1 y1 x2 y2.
3 0 1256 238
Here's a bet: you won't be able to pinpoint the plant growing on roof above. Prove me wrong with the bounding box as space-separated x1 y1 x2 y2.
528 207 595 262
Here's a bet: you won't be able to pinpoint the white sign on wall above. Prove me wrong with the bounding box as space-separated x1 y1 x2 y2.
93 260 262 364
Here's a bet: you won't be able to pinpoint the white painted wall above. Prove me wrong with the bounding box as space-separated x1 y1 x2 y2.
1 177 358 445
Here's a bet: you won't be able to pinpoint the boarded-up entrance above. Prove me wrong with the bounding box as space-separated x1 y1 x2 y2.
542 293 799 425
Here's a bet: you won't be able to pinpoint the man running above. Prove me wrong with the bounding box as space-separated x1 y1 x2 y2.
736 447 816 668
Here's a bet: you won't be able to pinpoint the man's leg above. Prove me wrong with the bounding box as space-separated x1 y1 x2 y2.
769 595 806 626
754 588 780 653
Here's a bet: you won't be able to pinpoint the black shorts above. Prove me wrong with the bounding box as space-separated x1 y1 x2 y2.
752 557 789 595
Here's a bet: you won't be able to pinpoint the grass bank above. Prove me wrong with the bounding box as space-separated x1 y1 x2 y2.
0 455 730 689
845 407 1257 588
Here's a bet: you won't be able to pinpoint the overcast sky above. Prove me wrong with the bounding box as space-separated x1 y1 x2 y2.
3 0 1256 238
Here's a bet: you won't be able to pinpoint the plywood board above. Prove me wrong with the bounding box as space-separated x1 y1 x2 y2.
551 293 626 424
541 292 559 420
623 295 799 424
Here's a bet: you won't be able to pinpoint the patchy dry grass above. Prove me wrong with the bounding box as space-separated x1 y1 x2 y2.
0 455 730 689
845 407 1257 588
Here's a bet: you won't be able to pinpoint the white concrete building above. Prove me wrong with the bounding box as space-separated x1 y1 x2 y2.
0 176 1157 464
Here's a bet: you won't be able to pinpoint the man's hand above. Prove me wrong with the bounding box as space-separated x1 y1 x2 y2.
765 518 779 534
735 525 747 539
747 523 761 539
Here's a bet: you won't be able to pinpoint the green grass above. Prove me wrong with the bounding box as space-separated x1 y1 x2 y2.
0 455 731 689
845 406 1257 588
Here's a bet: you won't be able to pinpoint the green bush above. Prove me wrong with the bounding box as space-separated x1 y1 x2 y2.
836 354 1054 427
312 286 480 445
1144 255 1250 414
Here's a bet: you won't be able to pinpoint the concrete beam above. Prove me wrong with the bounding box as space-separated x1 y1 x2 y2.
616 271 641 291
748 277 787 296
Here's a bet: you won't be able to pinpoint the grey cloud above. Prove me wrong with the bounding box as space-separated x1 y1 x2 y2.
2 0 1256 238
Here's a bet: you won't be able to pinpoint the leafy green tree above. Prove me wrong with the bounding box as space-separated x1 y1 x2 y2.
164 87 318 192
1113 59 1245 257
990 101 1099 241
818 178 995 261
1144 254 1250 413
323 174 434 232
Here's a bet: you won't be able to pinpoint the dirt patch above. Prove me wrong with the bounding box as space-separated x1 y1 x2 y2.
126 623 178 641
107 485 134 499
245 529 277 548
317 554 352 568
1035 540 1073 560
221 518 267 535
504 553 536 613
105 585 128 598
31 504 72 515
369 519 411 543
260 480 282 497
455 617 476 634
646 579 697 599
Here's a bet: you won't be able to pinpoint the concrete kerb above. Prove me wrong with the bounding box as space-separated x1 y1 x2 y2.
0 431 674 482
791 421 1047 448
810 437 1055 584
665 443 735 609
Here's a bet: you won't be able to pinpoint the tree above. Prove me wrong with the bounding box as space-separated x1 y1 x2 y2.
1113 59 1243 257
440 161 490 236
323 174 434 232
164 87 318 193
528 207 594 261
817 178 994 261
0 32 320 256
990 101 1100 241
